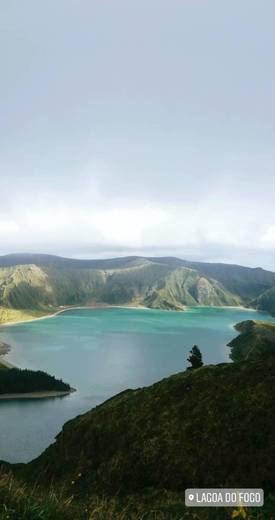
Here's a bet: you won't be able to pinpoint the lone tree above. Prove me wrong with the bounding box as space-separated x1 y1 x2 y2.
187 345 203 369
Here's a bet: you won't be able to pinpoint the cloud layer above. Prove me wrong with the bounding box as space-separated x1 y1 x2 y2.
0 1 275 269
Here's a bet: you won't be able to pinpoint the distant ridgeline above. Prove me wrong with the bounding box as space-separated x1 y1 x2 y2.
0 253 275 320
0 368 71 395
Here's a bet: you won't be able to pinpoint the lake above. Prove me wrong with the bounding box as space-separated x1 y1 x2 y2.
0 306 274 463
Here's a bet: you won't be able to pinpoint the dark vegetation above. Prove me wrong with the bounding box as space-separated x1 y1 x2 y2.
0 368 71 394
1 352 275 517
0 356 271 518
187 345 203 368
1 470 275 520
228 320 275 362
18 358 275 497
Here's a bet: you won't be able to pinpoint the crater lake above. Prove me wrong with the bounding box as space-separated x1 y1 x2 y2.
1 306 274 463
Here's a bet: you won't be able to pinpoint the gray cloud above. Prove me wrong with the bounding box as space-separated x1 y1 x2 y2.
0 1 275 269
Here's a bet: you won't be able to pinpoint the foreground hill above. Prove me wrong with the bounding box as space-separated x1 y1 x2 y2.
0 357 272 518
21 357 275 495
1 254 275 321
228 320 275 362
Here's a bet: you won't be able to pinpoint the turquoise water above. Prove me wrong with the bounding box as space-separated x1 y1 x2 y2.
0 306 274 463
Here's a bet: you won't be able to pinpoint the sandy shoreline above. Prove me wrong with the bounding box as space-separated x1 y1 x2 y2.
0 302 258 329
0 389 76 400
0 303 149 328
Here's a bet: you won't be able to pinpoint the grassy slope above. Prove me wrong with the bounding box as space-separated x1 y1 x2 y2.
0 306 47 325
23 358 275 495
252 286 275 316
185 261 275 302
228 320 275 361
1 472 275 520
0 265 54 309
0 358 271 519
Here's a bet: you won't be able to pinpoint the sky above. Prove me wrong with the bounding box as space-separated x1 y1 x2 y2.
1 0 275 270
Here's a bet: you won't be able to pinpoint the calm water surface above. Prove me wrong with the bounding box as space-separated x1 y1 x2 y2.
0 306 274 463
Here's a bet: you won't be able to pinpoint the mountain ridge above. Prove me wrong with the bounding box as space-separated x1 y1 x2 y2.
0 254 275 320
0 252 274 272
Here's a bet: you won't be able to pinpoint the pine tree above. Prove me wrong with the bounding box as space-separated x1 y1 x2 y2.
187 345 203 369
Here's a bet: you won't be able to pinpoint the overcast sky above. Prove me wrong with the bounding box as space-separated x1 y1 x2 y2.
1 1 275 269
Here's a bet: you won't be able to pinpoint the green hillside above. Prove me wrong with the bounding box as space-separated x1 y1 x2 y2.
186 261 275 301
252 286 275 316
0 356 272 519
0 254 275 322
25 357 275 493
0 260 240 320
0 259 263 314
228 320 275 362
144 267 240 308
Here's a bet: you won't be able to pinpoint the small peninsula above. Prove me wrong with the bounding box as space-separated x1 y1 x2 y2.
0 332 74 398
228 319 275 362
0 367 74 399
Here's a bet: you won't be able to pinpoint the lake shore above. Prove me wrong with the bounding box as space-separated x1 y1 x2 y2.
0 303 148 366
0 303 262 368
0 305 273 464
0 302 149 328
0 388 76 400
0 342 14 368
0 303 259 330
0 341 11 355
